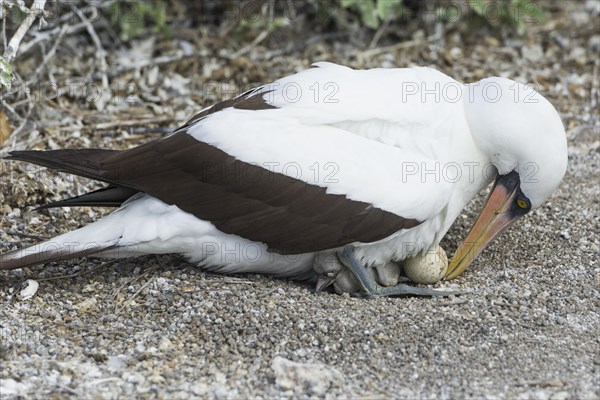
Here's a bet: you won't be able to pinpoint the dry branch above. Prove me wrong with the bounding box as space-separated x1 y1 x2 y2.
2 0 47 62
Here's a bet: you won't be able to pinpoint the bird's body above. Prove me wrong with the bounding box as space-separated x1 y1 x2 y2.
1 63 568 294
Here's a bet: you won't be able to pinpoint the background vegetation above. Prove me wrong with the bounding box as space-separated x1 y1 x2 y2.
2 0 546 89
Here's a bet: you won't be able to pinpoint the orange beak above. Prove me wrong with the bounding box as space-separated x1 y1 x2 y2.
445 172 526 280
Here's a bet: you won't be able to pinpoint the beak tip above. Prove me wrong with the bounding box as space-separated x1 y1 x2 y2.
315 277 332 293
443 272 458 281
443 260 462 281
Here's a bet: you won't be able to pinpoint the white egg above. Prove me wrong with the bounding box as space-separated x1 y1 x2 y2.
403 245 448 284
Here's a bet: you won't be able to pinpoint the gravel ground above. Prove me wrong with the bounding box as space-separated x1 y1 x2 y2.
1 1 599 399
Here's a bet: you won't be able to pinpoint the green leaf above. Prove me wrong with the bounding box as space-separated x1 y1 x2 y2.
376 0 403 21
0 58 14 90
465 0 546 33
356 0 379 29
467 0 487 16
340 0 379 29
436 5 460 22
108 0 170 42
514 0 547 24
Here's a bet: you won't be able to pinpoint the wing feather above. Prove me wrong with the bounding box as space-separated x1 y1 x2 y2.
8 132 420 254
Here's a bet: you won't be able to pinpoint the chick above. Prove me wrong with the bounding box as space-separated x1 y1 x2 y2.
313 251 402 295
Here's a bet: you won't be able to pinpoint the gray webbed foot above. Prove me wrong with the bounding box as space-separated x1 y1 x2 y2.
335 246 461 298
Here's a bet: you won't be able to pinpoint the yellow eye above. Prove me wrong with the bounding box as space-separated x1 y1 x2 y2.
517 199 528 209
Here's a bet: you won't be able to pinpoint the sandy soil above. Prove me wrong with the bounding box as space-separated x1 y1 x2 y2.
1 1 598 399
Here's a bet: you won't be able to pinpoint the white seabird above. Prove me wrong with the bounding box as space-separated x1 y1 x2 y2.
0 63 568 297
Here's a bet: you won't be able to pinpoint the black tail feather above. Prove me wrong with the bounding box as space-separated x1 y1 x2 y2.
7 150 140 209
7 149 117 181
36 186 139 210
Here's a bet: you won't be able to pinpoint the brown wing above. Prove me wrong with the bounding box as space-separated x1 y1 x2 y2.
8 131 421 254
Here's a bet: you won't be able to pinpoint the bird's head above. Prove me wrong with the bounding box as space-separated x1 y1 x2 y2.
445 78 568 279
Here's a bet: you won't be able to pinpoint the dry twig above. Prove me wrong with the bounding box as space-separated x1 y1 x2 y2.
18 21 87 54
54 116 176 132
33 260 117 282
2 0 47 62
114 265 162 314
6 230 49 241
70 5 108 89
26 24 68 85
230 30 270 59
99 53 197 79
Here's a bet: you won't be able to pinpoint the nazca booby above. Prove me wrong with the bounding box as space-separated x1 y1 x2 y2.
0 63 568 297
